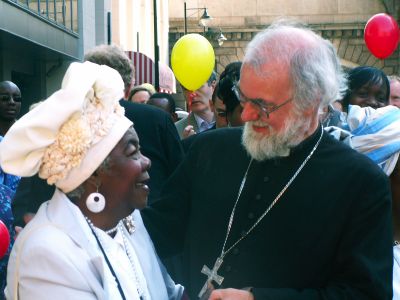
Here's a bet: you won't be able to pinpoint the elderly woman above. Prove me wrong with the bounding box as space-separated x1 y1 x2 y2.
0 62 183 299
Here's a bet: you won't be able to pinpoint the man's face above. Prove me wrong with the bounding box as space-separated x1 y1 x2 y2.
182 81 215 114
0 82 22 122
239 63 312 160
390 81 400 108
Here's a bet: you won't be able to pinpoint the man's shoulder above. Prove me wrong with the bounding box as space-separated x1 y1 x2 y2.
190 127 243 150
321 132 387 178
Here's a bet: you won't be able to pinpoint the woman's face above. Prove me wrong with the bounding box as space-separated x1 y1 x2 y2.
348 80 388 109
100 127 151 213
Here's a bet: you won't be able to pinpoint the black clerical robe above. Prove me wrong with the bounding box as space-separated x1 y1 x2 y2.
142 126 393 299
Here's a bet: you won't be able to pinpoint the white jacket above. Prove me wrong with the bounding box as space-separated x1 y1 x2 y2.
6 189 183 300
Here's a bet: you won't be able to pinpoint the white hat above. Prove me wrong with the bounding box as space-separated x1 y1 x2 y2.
0 61 133 193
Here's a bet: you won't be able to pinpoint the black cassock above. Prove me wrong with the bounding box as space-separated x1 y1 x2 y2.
142 126 393 299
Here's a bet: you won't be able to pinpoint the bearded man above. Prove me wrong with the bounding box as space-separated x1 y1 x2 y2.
142 21 393 300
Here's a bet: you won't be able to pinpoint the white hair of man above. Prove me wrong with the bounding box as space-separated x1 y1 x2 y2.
242 20 347 112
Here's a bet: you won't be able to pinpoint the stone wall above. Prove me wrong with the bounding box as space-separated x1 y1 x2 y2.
169 0 400 108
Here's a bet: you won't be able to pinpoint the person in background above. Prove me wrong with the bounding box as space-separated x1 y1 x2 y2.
128 86 153 104
2 61 183 299
147 92 178 122
140 83 156 95
341 66 390 112
142 20 393 299
389 75 400 108
175 71 217 139
210 85 228 129
218 61 244 127
0 81 22 300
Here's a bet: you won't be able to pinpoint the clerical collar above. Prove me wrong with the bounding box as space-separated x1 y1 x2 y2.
288 124 324 155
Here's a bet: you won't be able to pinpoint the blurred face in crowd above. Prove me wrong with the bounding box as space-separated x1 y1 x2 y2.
131 90 151 104
240 63 313 161
0 81 22 121
389 80 400 108
211 96 228 128
182 81 215 114
348 79 388 109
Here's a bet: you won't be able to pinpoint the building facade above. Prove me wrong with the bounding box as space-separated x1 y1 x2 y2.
0 0 111 115
169 0 400 108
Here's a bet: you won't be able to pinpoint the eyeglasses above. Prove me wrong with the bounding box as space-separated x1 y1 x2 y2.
0 94 22 103
232 85 292 119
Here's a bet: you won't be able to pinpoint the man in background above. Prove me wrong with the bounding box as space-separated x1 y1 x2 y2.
175 71 216 139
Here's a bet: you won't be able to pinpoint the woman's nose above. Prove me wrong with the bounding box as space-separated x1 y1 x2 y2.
241 102 260 122
141 155 151 171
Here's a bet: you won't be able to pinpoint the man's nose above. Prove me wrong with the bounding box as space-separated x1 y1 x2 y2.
241 102 260 122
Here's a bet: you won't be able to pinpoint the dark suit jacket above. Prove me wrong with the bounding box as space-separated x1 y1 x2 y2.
12 100 184 226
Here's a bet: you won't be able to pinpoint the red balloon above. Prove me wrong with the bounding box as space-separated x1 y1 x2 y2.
0 220 10 259
364 13 399 59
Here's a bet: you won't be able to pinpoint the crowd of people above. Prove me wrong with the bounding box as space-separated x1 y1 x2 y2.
0 19 399 300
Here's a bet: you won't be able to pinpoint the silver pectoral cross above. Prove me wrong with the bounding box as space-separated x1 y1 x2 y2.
198 257 225 299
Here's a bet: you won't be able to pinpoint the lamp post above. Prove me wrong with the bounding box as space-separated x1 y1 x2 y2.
217 29 227 46
153 0 159 91
184 1 212 35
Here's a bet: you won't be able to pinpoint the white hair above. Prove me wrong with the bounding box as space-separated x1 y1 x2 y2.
243 20 347 112
242 105 313 161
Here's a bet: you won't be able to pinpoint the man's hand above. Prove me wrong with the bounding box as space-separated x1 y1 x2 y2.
183 125 196 138
209 288 254 300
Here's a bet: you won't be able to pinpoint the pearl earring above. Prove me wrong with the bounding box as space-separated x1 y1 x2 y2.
86 185 105 213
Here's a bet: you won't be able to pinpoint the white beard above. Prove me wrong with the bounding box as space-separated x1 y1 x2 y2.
242 109 312 161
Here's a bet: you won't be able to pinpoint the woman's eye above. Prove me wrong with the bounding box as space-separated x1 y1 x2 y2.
126 145 137 156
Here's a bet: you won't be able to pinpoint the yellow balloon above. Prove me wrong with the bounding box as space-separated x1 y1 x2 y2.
171 34 215 91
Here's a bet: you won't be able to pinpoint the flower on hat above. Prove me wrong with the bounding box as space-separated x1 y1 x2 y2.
39 85 125 185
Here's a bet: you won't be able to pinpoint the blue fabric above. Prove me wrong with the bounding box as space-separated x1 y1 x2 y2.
352 108 400 136
0 136 20 299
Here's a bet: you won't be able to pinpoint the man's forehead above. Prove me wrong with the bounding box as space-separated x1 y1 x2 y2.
0 82 19 93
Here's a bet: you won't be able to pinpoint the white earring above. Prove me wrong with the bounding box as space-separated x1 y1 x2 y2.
86 191 105 213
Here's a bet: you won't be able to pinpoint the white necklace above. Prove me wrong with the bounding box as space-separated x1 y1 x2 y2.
119 223 146 300
198 126 324 298
85 216 144 300
85 216 127 300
